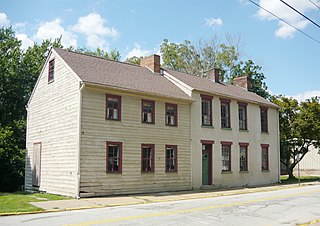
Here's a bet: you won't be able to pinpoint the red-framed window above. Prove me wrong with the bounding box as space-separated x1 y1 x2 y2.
141 144 155 172
106 142 122 173
166 145 177 172
261 144 269 170
48 59 55 83
142 99 155 124
221 141 232 171
201 94 213 126
238 102 248 130
260 107 268 132
106 94 121 121
165 103 178 126
220 98 231 128
239 142 249 171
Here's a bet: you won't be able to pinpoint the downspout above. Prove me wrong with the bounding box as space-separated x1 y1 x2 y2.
25 104 29 191
76 82 85 198
277 109 281 183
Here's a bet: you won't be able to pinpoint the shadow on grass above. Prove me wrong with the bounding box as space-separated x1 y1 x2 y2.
280 175 320 184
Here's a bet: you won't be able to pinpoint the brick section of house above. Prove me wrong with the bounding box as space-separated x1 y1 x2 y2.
233 76 251 90
140 54 161 73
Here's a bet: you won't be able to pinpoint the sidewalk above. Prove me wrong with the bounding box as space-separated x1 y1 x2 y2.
27 181 319 213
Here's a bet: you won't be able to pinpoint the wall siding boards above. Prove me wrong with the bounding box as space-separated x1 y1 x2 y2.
80 89 191 196
25 53 80 197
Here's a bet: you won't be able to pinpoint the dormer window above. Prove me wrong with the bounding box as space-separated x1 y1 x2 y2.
48 59 55 83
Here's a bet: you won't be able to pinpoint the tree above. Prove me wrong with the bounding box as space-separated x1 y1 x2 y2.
125 56 143 65
0 27 62 191
74 47 121 61
272 96 320 178
232 60 270 99
160 37 269 99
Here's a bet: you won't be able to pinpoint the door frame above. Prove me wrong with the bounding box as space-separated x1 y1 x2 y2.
32 142 42 187
201 140 214 185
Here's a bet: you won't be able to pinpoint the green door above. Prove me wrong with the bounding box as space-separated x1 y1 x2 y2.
202 153 209 185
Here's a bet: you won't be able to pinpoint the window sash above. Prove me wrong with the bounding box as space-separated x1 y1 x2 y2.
202 98 212 126
261 147 269 170
260 108 268 132
142 100 155 124
239 146 248 171
221 102 230 128
107 143 121 172
48 59 54 82
141 145 154 172
166 146 177 172
166 104 177 126
106 95 121 120
238 105 247 130
221 145 231 171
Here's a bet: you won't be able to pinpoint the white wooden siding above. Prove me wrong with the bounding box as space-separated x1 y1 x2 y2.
80 87 191 196
25 52 80 197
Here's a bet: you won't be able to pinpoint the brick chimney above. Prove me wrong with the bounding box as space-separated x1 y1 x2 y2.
233 76 251 90
207 68 220 83
140 54 161 73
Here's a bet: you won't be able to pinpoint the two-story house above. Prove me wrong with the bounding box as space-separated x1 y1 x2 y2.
25 48 280 197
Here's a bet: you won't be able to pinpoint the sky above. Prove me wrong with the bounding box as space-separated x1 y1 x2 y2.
1 0 319 101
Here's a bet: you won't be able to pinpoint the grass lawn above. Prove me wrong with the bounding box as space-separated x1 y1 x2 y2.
0 192 70 214
280 175 320 184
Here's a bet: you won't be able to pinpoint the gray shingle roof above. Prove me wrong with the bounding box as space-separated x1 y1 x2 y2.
54 48 193 101
165 69 278 108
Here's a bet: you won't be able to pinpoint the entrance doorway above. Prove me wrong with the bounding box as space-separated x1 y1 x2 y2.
201 141 213 185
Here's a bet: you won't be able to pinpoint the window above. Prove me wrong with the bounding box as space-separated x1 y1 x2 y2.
48 59 55 83
106 94 121 121
142 100 155 124
238 102 247 130
165 103 177 126
239 143 249 171
260 107 268 132
106 142 122 173
166 145 177 172
141 144 155 172
261 144 269 170
221 142 232 171
201 95 213 126
220 99 231 128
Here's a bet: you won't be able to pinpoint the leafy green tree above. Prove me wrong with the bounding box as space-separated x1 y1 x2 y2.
232 60 270 99
272 96 320 178
0 27 62 191
160 37 270 99
74 47 121 61
125 56 143 65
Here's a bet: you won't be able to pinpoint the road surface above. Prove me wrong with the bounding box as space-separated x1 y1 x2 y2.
1 184 320 226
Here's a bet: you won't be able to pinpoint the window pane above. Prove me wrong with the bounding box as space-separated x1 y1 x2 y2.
240 146 247 171
221 145 231 171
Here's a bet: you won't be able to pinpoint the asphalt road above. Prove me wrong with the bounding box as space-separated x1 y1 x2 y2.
1 185 320 226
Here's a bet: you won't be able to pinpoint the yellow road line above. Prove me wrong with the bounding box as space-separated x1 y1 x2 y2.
64 189 320 226
299 218 320 226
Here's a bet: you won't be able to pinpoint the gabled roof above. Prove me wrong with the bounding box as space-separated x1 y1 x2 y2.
54 48 193 101
165 69 278 108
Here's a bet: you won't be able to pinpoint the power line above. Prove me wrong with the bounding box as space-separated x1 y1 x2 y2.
280 0 320 29
307 0 320 10
248 0 320 45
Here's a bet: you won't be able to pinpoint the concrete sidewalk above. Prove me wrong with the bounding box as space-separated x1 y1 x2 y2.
28 181 319 213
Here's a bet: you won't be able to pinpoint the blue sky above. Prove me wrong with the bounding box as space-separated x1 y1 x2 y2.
1 0 319 100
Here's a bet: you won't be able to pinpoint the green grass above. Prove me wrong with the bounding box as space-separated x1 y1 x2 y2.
0 192 70 214
280 175 320 184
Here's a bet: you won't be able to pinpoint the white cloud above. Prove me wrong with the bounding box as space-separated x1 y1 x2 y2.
34 18 77 47
125 43 151 59
16 33 34 50
72 12 118 49
205 17 223 27
289 90 320 102
0 12 10 26
256 0 319 39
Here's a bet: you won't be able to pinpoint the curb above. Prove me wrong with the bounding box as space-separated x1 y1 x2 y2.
1 182 318 217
